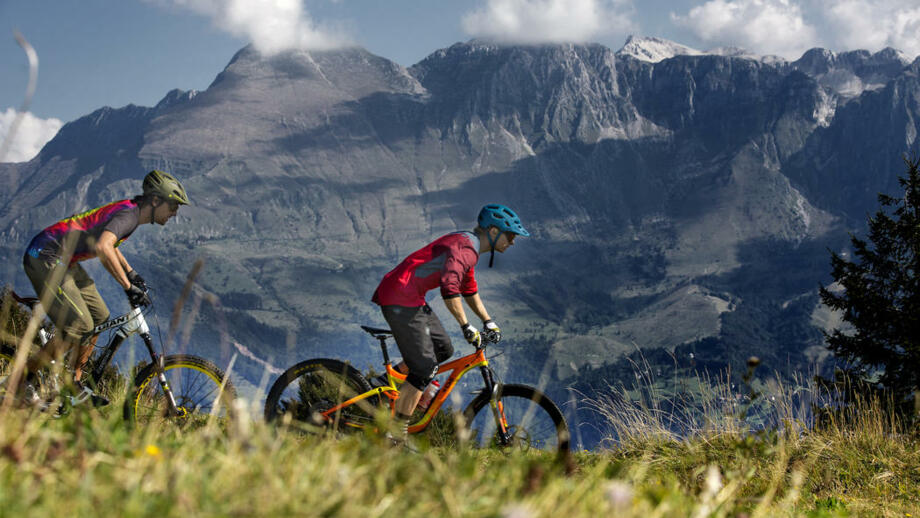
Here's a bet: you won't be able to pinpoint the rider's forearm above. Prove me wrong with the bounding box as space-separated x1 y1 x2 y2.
463 293 491 322
115 248 133 274
96 234 131 289
443 296 470 326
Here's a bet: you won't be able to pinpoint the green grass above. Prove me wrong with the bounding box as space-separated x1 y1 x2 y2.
1 390 918 518
3 290 918 517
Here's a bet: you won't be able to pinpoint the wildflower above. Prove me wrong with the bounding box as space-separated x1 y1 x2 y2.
605 480 633 510
144 444 162 459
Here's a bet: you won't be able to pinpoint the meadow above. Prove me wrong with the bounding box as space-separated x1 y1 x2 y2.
2 289 918 517
0 376 917 518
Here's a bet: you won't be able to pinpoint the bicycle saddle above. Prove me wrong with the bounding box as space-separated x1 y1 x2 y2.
360 325 393 336
9 291 39 310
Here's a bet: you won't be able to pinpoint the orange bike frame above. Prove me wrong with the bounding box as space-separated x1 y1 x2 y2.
319 347 501 434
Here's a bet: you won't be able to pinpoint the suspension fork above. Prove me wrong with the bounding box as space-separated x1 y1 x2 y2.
479 365 512 445
140 332 181 415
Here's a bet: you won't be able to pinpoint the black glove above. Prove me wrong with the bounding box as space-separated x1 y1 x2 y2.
125 284 151 307
483 319 502 343
127 270 146 290
461 323 482 347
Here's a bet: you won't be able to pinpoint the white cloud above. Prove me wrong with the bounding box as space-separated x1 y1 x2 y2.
0 108 63 163
820 0 920 58
671 0 819 59
154 0 351 55
461 0 638 44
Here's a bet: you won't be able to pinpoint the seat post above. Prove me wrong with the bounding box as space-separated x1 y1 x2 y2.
377 336 391 365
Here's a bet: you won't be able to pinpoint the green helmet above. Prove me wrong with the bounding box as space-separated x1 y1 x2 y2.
143 170 190 205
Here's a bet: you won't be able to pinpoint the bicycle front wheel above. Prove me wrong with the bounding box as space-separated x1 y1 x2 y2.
124 354 236 428
463 384 570 453
264 358 376 433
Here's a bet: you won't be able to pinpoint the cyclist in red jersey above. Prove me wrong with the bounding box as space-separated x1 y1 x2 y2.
20 170 189 403
371 204 530 442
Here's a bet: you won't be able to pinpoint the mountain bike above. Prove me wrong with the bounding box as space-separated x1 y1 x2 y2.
264 324 570 453
0 288 236 426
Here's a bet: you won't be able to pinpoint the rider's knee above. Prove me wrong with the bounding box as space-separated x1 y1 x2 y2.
92 305 110 326
405 364 438 391
434 342 453 363
61 313 94 342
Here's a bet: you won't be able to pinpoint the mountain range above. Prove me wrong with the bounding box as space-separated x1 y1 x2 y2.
2 36 918 416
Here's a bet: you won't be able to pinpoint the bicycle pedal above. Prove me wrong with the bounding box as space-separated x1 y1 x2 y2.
69 387 110 407
384 432 419 453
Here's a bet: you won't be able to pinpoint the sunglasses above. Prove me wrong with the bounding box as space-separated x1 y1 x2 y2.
503 231 517 244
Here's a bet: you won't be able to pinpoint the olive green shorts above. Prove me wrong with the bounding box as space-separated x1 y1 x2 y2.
23 256 110 342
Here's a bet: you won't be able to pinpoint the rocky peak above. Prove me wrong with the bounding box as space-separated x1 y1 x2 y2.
212 44 424 98
154 88 198 111
411 40 615 88
792 47 909 98
616 35 703 63
409 40 661 145
615 36 786 65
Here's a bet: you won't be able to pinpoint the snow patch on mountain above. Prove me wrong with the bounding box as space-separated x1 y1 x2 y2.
617 35 703 62
616 36 786 64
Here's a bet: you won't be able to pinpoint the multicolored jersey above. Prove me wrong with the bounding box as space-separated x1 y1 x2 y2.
25 199 140 265
372 231 480 307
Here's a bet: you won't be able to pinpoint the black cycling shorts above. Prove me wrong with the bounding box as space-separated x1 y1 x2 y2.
380 304 453 390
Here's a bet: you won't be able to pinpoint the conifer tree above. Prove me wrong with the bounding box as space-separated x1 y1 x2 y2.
820 156 920 411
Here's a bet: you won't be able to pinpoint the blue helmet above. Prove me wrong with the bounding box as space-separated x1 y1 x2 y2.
477 204 530 237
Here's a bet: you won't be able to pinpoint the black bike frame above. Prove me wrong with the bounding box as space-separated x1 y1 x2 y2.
74 306 179 413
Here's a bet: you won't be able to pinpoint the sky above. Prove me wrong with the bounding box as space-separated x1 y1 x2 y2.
2 0 920 163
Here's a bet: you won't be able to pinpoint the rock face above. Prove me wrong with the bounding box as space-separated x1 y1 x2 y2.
1 38 918 396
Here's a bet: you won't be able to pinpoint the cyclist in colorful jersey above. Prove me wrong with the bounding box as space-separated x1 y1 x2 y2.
21 170 189 402
371 203 529 442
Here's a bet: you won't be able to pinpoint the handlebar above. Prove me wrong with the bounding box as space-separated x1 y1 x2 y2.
481 330 500 344
126 284 152 309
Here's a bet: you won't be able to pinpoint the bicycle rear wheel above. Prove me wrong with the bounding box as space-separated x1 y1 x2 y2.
0 344 13 369
124 354 236 428
0 344 66 411
0 345 14 394
264 358 376 433
463 384 570 453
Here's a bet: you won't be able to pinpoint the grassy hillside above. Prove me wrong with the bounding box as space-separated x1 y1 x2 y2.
2 289 917 516
0 390 917 517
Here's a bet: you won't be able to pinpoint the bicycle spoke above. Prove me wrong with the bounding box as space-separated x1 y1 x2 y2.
265 359 375 433
465 385 568 453
127 356 234 427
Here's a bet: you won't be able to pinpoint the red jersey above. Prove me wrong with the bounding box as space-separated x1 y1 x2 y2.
372 231 480 307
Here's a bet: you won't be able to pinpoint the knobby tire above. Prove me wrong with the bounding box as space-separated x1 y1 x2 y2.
463 383 570 453
124 354 236 428
264 358 376 433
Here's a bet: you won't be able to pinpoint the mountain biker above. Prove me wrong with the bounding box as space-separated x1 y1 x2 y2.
371 203 529 443
19 170 190 404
